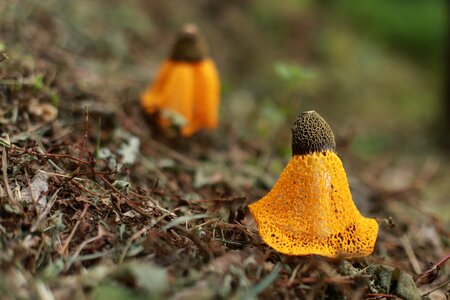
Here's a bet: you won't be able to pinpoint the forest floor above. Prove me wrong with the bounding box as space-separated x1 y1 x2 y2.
0 1 449 299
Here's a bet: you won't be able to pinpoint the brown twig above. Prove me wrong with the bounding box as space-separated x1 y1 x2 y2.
1 146 27 216
44 154 144 215
58 204 90 255
31 189 60 232
365 293 401 299
2 146 17 206
119 225 151 263
415 253 450 285
33 152 90 166
296 276 356 284
147 137 198 167
15 147 152 219
190 196 247 203
97 173 152 218
399 234 421 274
65 224 106 271
215 222 257 239
80 106 89 159
128 189 158 205
172 225 212 262
421 279 450 297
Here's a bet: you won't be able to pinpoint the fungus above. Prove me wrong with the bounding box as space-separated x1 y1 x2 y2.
140 24 220 137
249 111 378 258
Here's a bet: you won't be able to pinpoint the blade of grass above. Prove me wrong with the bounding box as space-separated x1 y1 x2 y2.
241 263 282 299
58 204 89 255
161 213 209 231
31 188 61 232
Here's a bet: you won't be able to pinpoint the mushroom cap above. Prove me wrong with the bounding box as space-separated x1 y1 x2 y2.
249 111 378 258
170 23 209 62
292 111 336 155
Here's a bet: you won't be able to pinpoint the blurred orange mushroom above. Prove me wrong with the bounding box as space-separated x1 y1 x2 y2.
140 24 220 137
249 111 378 258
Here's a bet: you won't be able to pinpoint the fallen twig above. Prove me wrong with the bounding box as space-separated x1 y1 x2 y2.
147 137 198 167
97 173 153 218
12 146 153 219
79 106 89 160
2 146 18 206
31 189 60 232
0 53 6 63
399 234 421 274
119 225 151 263
65 224 107 271
172 225 212 261
298 276 355 284
421 279 450 297
415 253 450 285
189 196 247 203
58 204 90 255
365 293 401 299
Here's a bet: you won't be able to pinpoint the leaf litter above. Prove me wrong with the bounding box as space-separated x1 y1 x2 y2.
0 2 449 300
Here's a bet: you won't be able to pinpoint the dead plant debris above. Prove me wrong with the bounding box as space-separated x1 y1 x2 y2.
0 3 449 299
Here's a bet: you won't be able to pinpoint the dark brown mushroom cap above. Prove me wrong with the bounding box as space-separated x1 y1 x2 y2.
169 24 209 62
292 111 336 155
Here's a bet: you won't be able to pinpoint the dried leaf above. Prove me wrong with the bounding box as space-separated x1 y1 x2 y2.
116 130 140 165
20 171 48 212
28 99 58 122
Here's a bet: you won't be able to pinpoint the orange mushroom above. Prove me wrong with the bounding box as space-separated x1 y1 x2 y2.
249 111 378 258
140 24 220 137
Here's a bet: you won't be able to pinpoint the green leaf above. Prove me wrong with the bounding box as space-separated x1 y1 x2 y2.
94 282 139 300
33 74 44 91
86 262 168 300
50 92 60 107
273 61 316 83
41 258 65 279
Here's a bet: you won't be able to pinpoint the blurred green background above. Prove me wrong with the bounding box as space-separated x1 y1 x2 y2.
1 0 449 219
